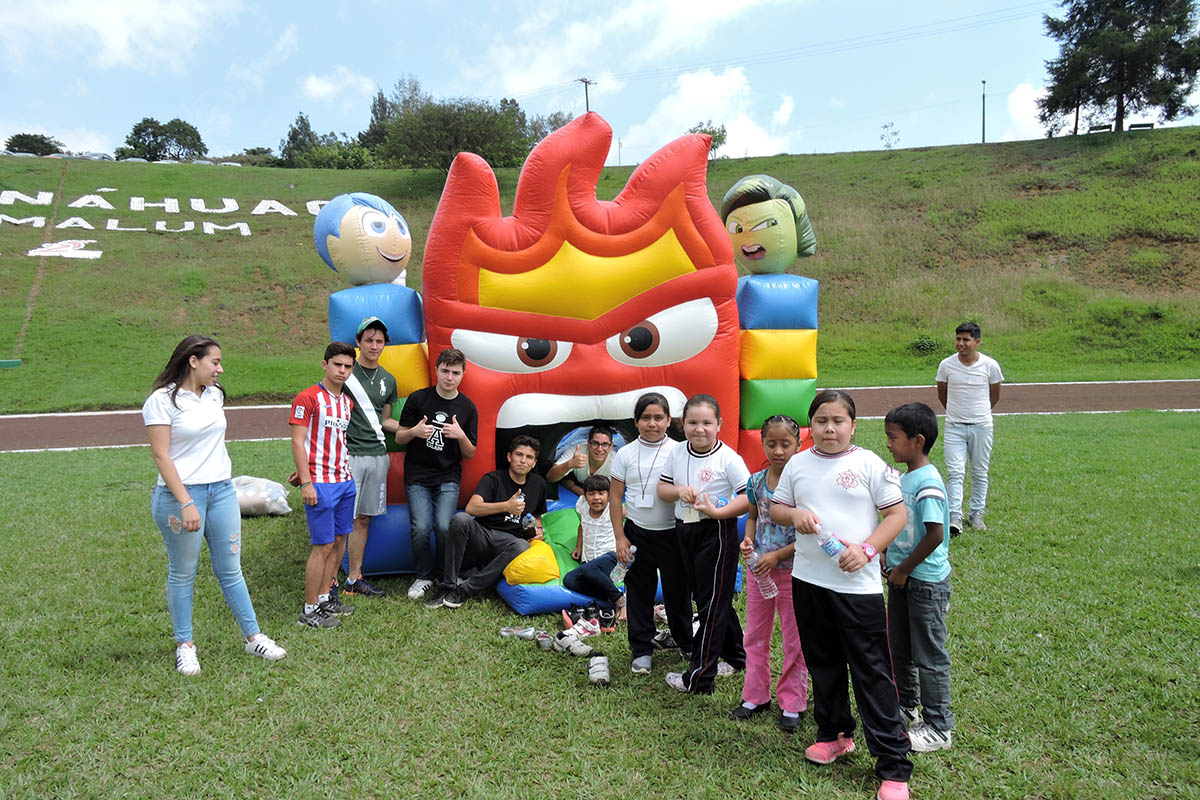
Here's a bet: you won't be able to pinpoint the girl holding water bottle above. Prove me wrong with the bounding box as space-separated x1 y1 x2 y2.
770 389 913 800
734 415 808 732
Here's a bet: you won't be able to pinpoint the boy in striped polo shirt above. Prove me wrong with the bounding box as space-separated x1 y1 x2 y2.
290 342 358 629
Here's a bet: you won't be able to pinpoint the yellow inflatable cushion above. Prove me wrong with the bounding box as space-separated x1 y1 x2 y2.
377 343 429 397
502 539 561 585
739 329 817 380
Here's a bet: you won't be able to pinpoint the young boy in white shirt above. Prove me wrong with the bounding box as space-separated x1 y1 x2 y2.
562 475 625 622
935 321 1003 534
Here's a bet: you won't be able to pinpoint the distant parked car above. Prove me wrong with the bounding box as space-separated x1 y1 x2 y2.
11 152 36 157
153 159 179 164
192 159 214 165
218 161 241 166
83 152 115 161
44 153 68 158
121 157 148 162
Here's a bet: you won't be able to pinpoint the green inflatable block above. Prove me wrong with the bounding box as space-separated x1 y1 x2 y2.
740 378 817 428
385 396 407 453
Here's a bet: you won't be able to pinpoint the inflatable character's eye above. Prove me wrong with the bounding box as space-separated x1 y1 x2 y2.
391 212 409 237
451 329 572 374
361 210 389 238
750 218 778 232
606 298 717 367
726 220 743 234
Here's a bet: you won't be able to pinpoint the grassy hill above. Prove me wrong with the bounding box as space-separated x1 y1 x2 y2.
1 127 1198 413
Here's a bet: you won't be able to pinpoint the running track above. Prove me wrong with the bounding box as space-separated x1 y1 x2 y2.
1 380 1196 454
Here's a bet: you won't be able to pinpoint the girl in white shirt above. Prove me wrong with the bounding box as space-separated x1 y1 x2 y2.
770 389 912 798
609 392 691 676
658 394 750 695
143 336 285 676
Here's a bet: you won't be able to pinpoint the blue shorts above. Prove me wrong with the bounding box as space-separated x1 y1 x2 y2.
304 480 357 545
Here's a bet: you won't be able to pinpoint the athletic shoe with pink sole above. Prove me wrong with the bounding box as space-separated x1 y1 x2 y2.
804 733 855 764
877 779 910 800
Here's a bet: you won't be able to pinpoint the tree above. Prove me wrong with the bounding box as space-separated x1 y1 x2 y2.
688 120 728 159
880 122 900 150
1038 0 1200 133
358 89 394 153
5 133 63 155
380 96 531 172
279 112 319 167
115 117 207 160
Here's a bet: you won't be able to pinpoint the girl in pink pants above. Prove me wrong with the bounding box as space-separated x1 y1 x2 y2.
734 415 808 732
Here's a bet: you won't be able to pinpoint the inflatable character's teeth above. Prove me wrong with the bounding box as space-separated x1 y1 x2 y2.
496 386 687 429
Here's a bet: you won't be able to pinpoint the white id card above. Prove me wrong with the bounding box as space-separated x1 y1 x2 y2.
680 505 700 523
628 490 655 508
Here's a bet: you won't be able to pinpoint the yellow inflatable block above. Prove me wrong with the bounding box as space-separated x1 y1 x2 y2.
503 539 561 585
739 329 817 380
376 343 429 396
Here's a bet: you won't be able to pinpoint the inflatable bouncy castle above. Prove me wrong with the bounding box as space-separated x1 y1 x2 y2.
316 114 819 612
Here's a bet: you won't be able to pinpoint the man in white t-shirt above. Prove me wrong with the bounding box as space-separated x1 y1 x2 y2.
546 425 615 497
935 321 1003 534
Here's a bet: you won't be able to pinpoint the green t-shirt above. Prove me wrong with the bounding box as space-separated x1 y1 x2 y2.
344 362 399 456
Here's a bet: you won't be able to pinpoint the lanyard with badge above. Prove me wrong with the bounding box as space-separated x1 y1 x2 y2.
629 438 664 509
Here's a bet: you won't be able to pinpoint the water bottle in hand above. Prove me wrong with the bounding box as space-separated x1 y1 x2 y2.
610 544 637 583
816 526 846 560
746 552 779 599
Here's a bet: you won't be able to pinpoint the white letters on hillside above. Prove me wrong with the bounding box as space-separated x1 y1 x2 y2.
3 189 342 239
27 240 102 259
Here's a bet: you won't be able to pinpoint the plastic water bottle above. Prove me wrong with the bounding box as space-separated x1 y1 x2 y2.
520 513 535 532
816 527 846 560
746 552 779 599
610 545 637 583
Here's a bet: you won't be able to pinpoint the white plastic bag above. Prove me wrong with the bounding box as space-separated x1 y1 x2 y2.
232 475 292 517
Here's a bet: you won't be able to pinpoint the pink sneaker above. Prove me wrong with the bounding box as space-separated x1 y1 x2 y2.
804 733 855 764
877 780 909 800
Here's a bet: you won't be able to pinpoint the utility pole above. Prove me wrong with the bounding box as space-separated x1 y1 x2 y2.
617 138 622 166
981 80 986 143
577 77 595 112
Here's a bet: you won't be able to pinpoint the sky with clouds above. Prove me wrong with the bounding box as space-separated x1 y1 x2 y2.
1 0 1195 163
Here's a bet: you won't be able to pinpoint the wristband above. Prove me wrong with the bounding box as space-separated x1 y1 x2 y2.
860 543 877 561
180 500 196 510
301 481 313 488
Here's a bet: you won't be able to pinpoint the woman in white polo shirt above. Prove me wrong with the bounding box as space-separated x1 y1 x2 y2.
143 335 285 676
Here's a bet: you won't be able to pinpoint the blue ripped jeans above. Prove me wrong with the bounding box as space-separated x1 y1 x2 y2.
152 480 260 643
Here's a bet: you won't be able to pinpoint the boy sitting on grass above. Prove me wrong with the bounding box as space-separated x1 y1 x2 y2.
883 402 954 753
562 475 625 626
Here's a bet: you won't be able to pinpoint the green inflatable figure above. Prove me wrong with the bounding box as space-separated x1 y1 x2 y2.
719 174 816 274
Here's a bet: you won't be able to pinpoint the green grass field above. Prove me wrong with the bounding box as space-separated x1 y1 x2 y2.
2 127 1199 413
1 412 1196 799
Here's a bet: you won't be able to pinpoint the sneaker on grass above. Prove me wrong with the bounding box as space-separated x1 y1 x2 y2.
804 733 855 765
877 780 910 800
968 512 987 531
175 643 201 676
908 722 952 752
716 660 739 677
665 672 687 692
298 605 340 629
320 596 355 616
587 655 610 687
949 514 962 537
553 630 597 657
407 578 434 600
343 578 385 598
899 705 921 729
631 655 652 675
244 634 287 661
651 629 677 650
441 587 467 609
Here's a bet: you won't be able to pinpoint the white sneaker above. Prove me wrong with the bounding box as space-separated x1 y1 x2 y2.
552 630 596 657
587 655 610 687
572 617 602 638
175 643 201 676
717 660 737 677
665 672 687 692
908 722 952 752
407 578 434 600
899 705 922 729
244 634 287 661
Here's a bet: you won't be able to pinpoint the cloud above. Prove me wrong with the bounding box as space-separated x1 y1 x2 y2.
0 0 242 71
617 67 790 164
773 95 794 126
228 25 298 91
1004 82 1047 141
302 65 376 108
0 120 112 155
464 0 784 100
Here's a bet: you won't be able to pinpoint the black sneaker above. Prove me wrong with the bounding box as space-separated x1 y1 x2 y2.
441 587 467 609
343 578 385 598
598 608 617 632
425 586 452 609
298 605 340 628
320 596 355 616
731 701 771 721
652 629 678 650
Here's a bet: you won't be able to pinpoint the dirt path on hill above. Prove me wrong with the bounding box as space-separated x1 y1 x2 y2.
2 380 1196 453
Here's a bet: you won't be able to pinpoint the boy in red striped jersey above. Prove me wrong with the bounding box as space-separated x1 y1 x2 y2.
290 342 359 629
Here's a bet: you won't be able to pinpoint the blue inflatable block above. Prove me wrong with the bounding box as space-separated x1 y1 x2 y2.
736 274 819 330
340 503 435 576
329 283 424 345
495 580 600 616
